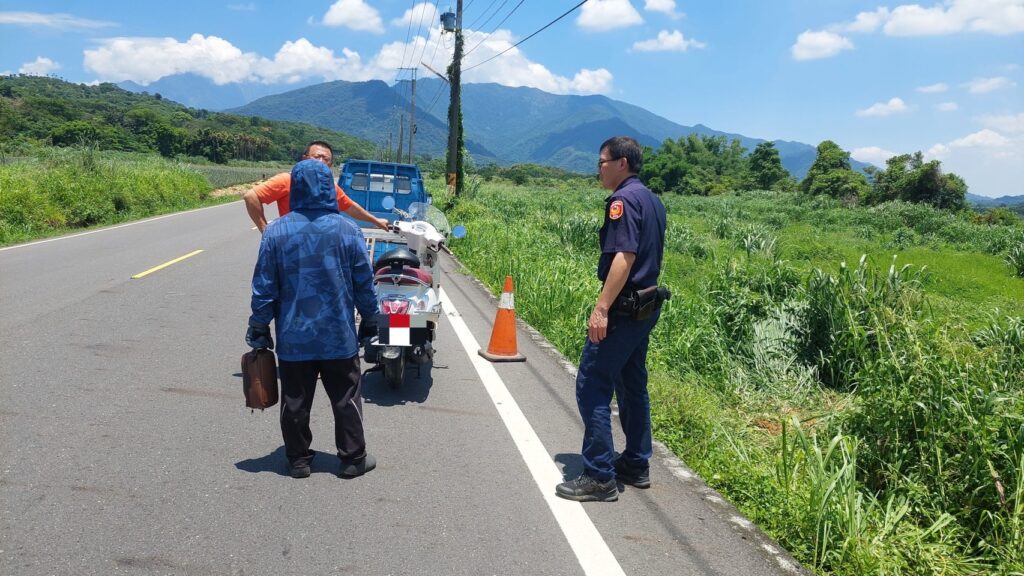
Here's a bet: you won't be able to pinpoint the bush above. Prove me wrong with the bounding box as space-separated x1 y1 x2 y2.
0 148 211 245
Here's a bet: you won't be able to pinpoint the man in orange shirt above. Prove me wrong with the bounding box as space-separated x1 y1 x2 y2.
243 141 389 233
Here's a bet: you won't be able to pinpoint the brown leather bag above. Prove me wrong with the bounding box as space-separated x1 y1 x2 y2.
241 349 278 410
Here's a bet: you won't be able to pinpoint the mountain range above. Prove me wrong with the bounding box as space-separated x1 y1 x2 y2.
123 75 869 179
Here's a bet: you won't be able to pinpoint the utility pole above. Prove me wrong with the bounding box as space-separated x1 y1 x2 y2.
408 69 417 164
398 67 418 165
397 115 405 162
445 0 464 196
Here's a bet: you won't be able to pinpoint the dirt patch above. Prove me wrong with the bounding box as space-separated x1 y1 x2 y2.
752 417 783 435
209 181 263 198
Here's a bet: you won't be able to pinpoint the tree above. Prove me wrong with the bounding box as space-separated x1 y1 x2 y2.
640 134 750 195
748 141 789 190
49 121 99 147
865 152 967 210
800 140 869 200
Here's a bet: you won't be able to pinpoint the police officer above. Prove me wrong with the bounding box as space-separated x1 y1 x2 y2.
556 136 667 502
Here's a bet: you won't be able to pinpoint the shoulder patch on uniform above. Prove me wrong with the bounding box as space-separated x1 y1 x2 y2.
609 199 624 220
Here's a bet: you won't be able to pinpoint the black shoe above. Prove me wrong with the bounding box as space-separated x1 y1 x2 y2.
289 464 311 479
555 473 618 502
339 454 376 478
614 457 650 489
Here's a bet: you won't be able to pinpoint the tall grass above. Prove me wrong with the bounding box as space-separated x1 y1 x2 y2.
0 148 221 245
448 185 1024 575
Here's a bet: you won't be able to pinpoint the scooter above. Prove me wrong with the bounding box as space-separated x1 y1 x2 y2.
360 198 465 388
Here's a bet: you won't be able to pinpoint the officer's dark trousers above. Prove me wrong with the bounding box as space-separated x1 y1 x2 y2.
576 309 661 481
278 356 365 467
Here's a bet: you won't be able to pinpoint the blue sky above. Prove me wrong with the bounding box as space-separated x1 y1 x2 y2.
1 0 1021 197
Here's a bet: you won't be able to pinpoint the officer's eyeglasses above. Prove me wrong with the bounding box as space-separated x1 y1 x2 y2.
597 157 621 169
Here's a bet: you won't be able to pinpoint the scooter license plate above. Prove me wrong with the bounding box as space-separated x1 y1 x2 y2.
375 313 430 346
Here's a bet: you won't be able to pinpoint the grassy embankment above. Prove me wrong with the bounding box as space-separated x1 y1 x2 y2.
0 148 287 246
442 180 1024 576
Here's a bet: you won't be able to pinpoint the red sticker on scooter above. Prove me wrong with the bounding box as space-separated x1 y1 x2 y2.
609 200 624 220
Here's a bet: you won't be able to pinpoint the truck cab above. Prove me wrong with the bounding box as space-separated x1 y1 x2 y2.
338 160 430 226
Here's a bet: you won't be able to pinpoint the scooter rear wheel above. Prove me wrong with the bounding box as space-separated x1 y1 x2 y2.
384 356 405 389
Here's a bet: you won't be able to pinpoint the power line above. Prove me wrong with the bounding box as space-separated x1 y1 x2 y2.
463 0 524 59
463 0 588 72
410 0 442 70
465 0 502 30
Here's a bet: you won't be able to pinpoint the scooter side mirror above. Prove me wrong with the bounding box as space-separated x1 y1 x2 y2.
452 225 467 239
381 196 396 211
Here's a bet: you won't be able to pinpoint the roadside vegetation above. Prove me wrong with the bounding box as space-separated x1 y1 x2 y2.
0 147 289 245
438 157 1023 574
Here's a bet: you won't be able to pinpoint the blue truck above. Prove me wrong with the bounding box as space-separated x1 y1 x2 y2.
338 159 430 224
338 159 431 264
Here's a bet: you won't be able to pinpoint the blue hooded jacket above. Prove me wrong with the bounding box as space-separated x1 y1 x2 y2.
249 159 378 361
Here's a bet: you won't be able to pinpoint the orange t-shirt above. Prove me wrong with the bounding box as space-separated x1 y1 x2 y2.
252 172 354 216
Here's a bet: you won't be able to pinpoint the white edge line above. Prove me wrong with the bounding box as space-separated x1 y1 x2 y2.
0 200 241 252
439 286 627 576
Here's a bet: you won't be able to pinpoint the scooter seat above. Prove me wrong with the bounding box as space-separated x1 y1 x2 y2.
374 265 433 286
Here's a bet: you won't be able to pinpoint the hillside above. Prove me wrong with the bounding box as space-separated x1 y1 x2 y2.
228 76 871 178
0 75 375 164
226 79 497 163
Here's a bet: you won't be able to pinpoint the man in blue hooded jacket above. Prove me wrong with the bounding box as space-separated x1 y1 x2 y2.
247 159 380 479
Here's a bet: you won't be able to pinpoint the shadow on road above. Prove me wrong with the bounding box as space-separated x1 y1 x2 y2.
361 361 435 406
236 447 350 477
554 452 584 480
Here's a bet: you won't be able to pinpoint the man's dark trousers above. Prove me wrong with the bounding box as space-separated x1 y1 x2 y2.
576 309 661 480
278 356 365 467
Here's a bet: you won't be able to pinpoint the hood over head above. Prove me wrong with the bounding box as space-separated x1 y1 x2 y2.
289 159 338 213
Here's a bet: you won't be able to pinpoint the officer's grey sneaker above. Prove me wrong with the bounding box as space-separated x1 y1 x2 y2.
289 463 311 479
555 473 618 502
614 457 651 489
339 454 376 478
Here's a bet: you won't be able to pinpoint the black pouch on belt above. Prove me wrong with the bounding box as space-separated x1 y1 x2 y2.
633 285 672 320
612 285 672 320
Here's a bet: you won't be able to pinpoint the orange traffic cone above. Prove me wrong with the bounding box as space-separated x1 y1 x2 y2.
479 275 526 362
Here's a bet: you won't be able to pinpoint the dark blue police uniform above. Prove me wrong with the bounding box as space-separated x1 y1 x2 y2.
577 175 667 481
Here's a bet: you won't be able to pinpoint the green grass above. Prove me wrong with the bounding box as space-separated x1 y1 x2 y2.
448 183 1024 575
0 148 263 246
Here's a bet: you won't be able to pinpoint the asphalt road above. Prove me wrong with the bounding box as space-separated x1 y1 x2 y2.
0 201 808 576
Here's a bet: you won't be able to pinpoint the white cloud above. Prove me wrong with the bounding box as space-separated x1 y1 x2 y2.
644 0 683 19
458 29 614 94
631 30 706 52
856 97 909 117
949 128 1012 147
851 146 898 164
979 112 1024 133
392 3 438 28
845 8 891 33
926 143 950 158
323 0 384 34
577 0 643 31
81 28 611 96
18 56 60 76
884 4 964 35
227 3 256 11
83 34 380 85
0 11 115 29
925 128 1024 197
795 1 1024 61
936 101 959 111
868 0 1024 36
963 76 1015 93
791 30 853 60
916 82 948 93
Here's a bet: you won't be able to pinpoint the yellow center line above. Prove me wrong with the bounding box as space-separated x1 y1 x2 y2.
131 249 204 279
